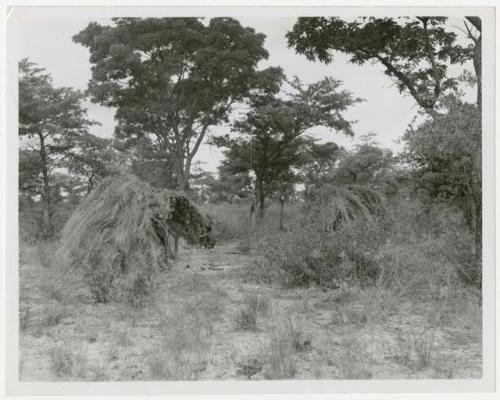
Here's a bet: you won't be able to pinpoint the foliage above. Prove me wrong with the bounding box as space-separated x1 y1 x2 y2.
65 133 120 195
299 140 342 193
57 174 214 303
73 17 283 191
213 76 362 218
402 95 481 259
19 59 96 237
382 198 479 289
253 185 388 288
287 17 471 114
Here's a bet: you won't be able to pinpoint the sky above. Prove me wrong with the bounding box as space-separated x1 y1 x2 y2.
11 9 475 173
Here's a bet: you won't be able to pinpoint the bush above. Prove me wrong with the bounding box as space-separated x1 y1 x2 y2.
199 200 302 241
252 216 387 288
199 201 251 240
386 198 479 287
234 292 270 331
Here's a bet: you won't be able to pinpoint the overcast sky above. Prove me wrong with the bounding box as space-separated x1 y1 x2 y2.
11 9 475 173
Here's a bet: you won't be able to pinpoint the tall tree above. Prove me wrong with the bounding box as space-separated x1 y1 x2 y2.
65 133 118 195
299 140 342 195
19 59 95 237
287 17 472 116
214 76 361 219
74 17 283 191
402 95 481 258
464 17 482 108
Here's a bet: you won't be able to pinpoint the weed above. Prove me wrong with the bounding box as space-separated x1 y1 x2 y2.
235 307 257 331
392 331 411 367
39 273 65 302
283 318 311 352
42 303 66 327
335 335 372 379
49 342 88 379
236 358 264 379
114 324 133 347
261 331 296 379
20 305 31 331
37 241 56 269
49 345 73 377
235 292 271 331
412 328 437 369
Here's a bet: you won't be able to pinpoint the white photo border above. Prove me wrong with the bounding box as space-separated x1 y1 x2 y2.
1 1 497 397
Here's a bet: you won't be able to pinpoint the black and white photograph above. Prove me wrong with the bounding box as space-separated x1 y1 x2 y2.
1 2 497 395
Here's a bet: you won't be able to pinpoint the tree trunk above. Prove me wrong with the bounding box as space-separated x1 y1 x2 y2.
256 178 265 221
466 17 482 109
279 196 285 231
249 196 256 230
473 39 482 109
39 134 52 238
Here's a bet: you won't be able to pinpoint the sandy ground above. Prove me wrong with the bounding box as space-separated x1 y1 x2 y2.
19 241 482 381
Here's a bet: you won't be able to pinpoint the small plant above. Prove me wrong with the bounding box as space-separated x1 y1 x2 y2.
126 274 152 308
284 318 311 352
72 343 89 379
145 347 208 380
114 324 133 347
37 241 56 269
42 303 66 327
261 332 297 379
20 305 31 331
234 292 271 331
49 344 73 378
235 307 258 331
146 348 169 379
412 328 437 369
335 335 372 379
393 331 411 367
245 292 271 315
236 358 264 379
39 273 65 302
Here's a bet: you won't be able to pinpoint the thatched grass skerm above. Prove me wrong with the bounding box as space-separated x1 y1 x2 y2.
57 174 215 303
307 184 386 231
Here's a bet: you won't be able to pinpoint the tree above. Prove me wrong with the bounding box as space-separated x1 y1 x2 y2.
74 17 283 192
287 17 472 116
189 162 215 203
402 95 481 257
207 161 253 204
214 76 361 220
299 140 343 195
65 134 119 195
463 17 482 108
19 59 95 238
335 141 396 189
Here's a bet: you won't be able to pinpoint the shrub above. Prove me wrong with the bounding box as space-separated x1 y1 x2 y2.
37 241 57 269
252 216 387 288
386 198 479 288
49 345 73 377
235 306 258 331
234 292 270 331
19 305 31 331
49 342 87 379
261 328 297 379
199 201 251 240
335 335 372 379
42 303 66 327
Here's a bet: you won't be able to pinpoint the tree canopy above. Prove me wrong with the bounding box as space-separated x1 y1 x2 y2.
73 17 284 191
19 59 96 237
213 76 362 218
287 17 473 115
